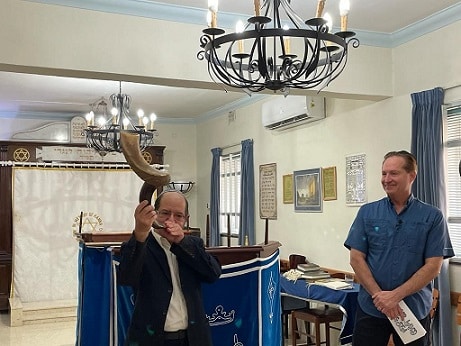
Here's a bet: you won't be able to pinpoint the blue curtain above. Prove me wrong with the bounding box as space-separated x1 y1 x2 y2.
209 147 222 246
239 139 255 245
410 87 451 346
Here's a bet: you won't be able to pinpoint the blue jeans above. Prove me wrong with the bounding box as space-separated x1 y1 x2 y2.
352 305 431 346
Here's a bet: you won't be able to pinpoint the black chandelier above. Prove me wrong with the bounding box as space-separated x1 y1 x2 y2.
197 0 359 93
168 181 195 194
84 82 157 156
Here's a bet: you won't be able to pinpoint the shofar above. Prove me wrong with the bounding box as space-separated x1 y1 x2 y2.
120 131 170 203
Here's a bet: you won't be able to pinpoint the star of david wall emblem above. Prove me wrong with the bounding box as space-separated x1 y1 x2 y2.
142 151 152 164
13 148 30 162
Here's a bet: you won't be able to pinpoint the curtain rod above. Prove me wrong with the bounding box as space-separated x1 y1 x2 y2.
444 83 461 91
220 142 241 150
443 83 461 107
220 138 253 150
0 161 169 170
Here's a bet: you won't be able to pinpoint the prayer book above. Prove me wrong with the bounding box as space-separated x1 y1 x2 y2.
300 270 331 280
297 263 320 272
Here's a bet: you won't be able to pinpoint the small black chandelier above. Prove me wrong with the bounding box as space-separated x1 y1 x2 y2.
84 82 157 156
198 0 359 93
168 181 195 194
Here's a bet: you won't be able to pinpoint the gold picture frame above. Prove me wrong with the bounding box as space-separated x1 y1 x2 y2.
322 166 337 201
282 174 294 204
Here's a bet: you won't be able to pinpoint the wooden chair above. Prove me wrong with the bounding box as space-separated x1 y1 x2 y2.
291 303 343 346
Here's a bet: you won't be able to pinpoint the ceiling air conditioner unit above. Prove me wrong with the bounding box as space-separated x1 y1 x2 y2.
261 95 325 131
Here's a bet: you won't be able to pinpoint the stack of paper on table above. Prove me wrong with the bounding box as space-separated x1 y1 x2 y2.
313 278 353 290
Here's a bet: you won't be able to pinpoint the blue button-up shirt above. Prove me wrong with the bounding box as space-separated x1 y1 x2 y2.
344 195 454 319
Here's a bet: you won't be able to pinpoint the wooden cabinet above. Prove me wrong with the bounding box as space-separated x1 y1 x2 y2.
0 141 165 311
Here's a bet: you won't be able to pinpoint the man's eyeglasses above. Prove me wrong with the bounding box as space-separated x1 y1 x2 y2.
156 209 187 222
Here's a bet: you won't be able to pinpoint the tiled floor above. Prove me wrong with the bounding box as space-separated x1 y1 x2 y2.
0 312 76 346
0 310 304 346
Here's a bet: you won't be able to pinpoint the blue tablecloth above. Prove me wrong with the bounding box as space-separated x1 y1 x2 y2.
280 275 359 345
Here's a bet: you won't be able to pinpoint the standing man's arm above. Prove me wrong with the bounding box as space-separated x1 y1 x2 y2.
350 248 382 297
372 256 442 319
350 248 406 319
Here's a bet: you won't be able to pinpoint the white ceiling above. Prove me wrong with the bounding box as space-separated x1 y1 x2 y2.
1 0 460 124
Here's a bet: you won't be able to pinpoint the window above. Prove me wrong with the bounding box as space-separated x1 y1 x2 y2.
219 152 241 241
444 105 461 257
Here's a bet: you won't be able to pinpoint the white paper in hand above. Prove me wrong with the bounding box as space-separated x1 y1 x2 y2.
388 301 427 344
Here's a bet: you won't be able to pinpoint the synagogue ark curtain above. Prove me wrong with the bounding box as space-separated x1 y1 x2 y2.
12 167 142 303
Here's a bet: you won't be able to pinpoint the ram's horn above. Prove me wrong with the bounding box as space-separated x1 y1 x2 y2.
120 131 170 203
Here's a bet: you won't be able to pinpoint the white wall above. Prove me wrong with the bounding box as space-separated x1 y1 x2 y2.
196 95 411 266
154 123 199 227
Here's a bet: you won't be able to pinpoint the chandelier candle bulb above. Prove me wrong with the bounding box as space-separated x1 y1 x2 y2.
122 117 129 130
254 0 261 16
284 37 290 54
208 0 218 28
283 25 290 54
137 109 144 126
339 0 350 31
149 113 157 130
316 0 326 17
111 107 118 125
211 11 217 28
341 15 348 31
85 112 94 126
236 20 245 53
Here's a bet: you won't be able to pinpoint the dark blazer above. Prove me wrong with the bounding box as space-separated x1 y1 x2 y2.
118 232 222 346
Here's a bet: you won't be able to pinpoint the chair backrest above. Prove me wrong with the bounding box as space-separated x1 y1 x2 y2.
289 254 306 269
430 288 439 319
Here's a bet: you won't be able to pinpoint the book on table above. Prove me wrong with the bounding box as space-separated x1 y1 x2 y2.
301 270 331 280
297 263 320 272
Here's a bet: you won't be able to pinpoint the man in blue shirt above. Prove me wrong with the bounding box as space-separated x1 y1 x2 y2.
344 150 454 345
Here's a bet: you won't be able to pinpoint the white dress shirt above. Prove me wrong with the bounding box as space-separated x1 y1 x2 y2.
152 229 188 331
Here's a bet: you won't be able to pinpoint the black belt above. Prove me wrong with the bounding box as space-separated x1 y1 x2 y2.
164 329 187 340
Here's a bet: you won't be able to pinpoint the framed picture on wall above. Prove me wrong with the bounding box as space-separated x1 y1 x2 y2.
346 153 367 206
293 168 322 212
322 166 337 201
282 174 294 204
259 163 277 219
